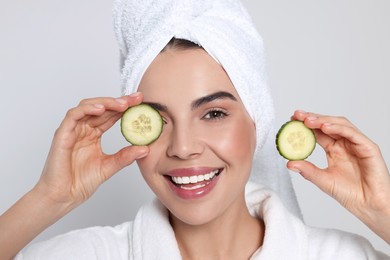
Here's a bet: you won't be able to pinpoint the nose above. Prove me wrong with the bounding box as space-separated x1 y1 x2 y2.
166 123 204 160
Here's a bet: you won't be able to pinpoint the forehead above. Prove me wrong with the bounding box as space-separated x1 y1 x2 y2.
138 48 240 102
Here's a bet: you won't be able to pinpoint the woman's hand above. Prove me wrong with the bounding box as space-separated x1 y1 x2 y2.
0 93 150 259
289 110 390 244
36 93 149 207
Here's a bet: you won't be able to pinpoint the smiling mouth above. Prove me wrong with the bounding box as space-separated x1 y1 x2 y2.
169 169 222 190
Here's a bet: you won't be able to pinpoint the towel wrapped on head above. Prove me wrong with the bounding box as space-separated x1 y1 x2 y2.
113 0 302 218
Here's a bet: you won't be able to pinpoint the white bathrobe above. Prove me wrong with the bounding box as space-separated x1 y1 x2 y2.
15 182 389 260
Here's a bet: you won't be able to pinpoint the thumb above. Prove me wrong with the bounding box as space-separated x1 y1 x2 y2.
102 146 149 180
287 160 333 195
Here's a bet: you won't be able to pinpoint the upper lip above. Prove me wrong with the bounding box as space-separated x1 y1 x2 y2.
164 167 222 177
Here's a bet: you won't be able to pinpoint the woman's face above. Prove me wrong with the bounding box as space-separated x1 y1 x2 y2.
137 48 256 225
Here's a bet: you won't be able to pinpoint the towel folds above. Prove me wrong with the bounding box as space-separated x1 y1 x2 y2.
113 0 301 218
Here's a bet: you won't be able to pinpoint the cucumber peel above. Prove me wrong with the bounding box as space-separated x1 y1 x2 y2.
276 120 316 161
121 104 163 146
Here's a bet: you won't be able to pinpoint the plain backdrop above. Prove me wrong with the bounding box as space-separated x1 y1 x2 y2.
1 0 389 255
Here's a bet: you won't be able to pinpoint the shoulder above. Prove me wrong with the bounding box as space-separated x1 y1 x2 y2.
245 182 389 259
306 226 390 259
15 222 133 260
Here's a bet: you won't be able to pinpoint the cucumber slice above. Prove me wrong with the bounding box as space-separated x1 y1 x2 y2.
121 104 163 146
276 120 316 161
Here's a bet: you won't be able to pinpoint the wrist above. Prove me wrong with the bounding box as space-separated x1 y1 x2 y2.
357 203 390 244
0 184 78 259
31 182 79 217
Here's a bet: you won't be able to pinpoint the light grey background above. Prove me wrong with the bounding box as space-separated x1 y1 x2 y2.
1 0 389 255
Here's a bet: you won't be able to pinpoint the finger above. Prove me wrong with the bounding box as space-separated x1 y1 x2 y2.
292 110 358 130
58 103 106 134
320 123 379 158
79 92 143 110
80 93 144 129
310 118 374 157
101 146 149 180
287 160 333 195
54 94 145 147
288 113 339 151
59 95 133 134
311 128 336 151
77 98 129 129
86 110 122 131
293 114 363 150
303 116 350 149
120 92 144 106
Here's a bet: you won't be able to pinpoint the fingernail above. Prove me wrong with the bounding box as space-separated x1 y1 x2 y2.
115 98 127 105
307 116 318 121
136 154 147 160
297 110 307 114
135 148 149 159
129 92 141 97
94 104 104 109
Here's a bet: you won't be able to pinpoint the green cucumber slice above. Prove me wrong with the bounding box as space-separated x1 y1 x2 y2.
276 120 316 161
121 104 163 146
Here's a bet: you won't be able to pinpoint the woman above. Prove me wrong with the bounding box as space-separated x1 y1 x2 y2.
1 0 390 259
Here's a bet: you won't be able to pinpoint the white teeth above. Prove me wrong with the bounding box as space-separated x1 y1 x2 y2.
182 176 190 184
190 176 198 184
180 183 206 190
171 169 220 185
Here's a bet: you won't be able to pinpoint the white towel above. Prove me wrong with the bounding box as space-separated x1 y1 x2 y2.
113 0 302 218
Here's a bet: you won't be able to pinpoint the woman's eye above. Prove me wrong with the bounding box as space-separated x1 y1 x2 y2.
203 110 228 120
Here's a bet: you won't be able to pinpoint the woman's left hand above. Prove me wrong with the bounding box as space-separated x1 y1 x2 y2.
289 110 390 244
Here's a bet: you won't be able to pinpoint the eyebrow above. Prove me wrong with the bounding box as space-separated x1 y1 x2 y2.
144 102 168 113
143 91 237 113
191 91 237 110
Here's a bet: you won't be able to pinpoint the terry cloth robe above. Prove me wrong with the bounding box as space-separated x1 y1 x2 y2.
15 182 389 260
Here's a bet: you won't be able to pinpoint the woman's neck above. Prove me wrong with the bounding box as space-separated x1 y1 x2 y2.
170 193 264 260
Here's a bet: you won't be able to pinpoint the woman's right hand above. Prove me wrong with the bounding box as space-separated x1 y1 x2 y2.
0 93 150 260
35 93 149 208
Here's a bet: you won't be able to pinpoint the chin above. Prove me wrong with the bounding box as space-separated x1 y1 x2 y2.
167 202 223 227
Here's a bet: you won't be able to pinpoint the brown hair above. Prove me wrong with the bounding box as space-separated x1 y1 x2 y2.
162 38 202 52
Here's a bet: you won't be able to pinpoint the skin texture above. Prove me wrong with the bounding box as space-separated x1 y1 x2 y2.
0 47 389 259
0 94 150 260
289 111 390 244
136 48 263 259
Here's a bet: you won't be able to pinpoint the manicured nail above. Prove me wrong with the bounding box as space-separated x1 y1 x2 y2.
129 92 141 97
135 147 149 159
136 153 147 159
307 116 318 121
94 104 104 109
115 98 127 105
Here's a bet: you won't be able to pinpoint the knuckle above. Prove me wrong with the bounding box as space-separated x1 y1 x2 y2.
368 141 380 153
337 116 349 123
360 140 380 156
53 127 62 139
65 107 77 117
78 98 91 105
53 126 68 145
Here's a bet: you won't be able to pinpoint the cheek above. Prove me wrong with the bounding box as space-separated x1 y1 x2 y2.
136 144 163 182
229 121 255 161
204 116 256 163
136 159 150 182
